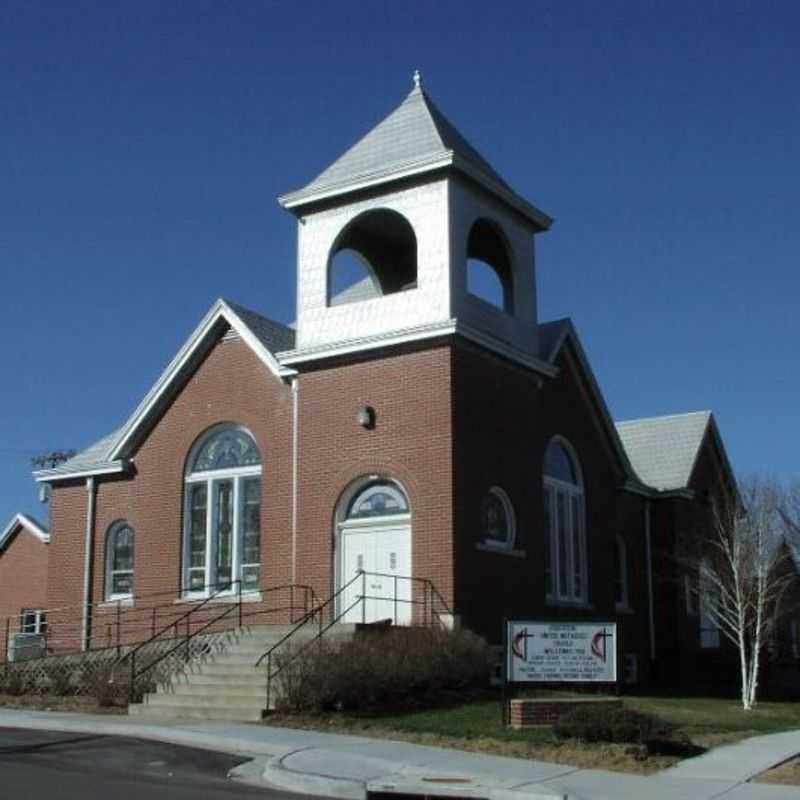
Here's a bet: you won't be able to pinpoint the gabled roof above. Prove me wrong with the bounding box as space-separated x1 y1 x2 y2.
615 411 731 492
34 299 295 482
537 317 645 490
0 513 49 550
279 80 552 230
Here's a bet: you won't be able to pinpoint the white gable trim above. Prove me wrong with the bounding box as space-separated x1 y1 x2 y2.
107 299 295 462
546 321 648 493
0 514 50 550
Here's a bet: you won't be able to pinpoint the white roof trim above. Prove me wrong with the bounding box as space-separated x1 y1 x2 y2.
276 319 557 378
280 150 552 231
108 299 294 462
546 321 648 492
34 461 127 483
0 513 50 549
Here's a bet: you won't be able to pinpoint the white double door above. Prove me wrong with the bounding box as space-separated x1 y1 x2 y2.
339 522 412 624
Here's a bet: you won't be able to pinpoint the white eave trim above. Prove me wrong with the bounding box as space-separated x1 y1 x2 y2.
34 461 127 483
0 513 50 548
621 479 695 500
277 319 556 378
279 152 553 231
108 299 294 462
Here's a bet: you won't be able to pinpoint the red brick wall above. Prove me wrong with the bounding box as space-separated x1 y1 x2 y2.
44 336 454 649
45 334 295 650
295 343 454 610
0 527 49 660
451 340 650 681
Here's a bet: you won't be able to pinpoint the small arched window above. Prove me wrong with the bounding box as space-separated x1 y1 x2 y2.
480 487 516 550
614 535 629 609
543 438 586 604
184 425 262 595
106 522 134 600
466 219 514 312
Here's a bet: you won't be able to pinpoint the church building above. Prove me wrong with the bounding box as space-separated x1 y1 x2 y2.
2 76 736 687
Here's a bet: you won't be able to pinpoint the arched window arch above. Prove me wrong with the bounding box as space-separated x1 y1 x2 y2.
183 425 262 595
105 521 134 600
614 534 629 609
543 437 587 604
480 487 516 550
328 209 418 306
345 482 410 520
466 219 514 312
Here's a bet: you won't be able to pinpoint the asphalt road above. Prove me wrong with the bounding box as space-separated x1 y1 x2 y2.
0 727 304 799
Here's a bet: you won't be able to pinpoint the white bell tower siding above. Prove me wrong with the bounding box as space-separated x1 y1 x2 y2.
294 177 452 350
448 176 540 356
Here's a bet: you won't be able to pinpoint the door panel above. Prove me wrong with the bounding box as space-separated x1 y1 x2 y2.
340 524 411 624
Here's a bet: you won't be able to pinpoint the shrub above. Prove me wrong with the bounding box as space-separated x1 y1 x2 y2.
0 666 29 696
44 664 74 696
273 626 493 714
82 659 127 707
553 705 676 749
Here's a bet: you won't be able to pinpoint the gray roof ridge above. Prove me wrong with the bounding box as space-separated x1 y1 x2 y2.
221 298 294 333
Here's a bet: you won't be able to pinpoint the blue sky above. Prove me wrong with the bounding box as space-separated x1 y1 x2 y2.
1 1 798 526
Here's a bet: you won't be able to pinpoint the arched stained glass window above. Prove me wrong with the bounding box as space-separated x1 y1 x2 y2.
347 484 409 520
106 522 134 600
184 425 262 595
192 428 261 472
480 487 516 550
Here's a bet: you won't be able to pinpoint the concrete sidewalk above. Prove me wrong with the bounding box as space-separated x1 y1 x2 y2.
0 708 797 800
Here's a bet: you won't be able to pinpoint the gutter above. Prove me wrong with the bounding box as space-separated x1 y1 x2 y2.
644 499 656 662
291 377 299 584
81 477 97 652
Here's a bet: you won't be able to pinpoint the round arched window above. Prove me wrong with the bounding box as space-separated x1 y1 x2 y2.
543 438 586 604
184 425 262 595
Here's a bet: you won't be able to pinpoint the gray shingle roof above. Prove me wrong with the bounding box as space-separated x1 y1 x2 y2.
284 84 511 204
225 301 296 351
56 428 123 472
615 411 712 491
537 318 571 363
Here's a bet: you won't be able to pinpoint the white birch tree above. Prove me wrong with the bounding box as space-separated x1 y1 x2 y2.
686 478 794 710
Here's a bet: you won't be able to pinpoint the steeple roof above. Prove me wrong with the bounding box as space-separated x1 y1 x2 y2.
280 77 552 229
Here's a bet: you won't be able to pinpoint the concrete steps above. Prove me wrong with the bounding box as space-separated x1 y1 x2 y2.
129 622 354 722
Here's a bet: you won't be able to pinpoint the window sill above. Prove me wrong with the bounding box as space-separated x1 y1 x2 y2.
174 591 263 605
545 597 594 610
99 597 134 609
475 542 527 559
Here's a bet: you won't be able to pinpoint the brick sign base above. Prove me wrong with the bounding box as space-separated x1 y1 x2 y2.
508 697 623 728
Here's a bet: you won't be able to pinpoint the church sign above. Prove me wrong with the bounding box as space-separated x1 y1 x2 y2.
506 621 617 683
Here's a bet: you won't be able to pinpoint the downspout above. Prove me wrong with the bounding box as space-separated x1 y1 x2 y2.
644 499 656 662
291 377 299 585
82 477 97 652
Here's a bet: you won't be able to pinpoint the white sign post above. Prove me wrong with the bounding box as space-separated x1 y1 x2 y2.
506 621 617 683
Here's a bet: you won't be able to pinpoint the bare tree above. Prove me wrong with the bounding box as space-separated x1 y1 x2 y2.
685 478 795 710
31 450 76 469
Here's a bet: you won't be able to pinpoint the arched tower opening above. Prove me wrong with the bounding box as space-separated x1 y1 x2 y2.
328 209 418 306
466 218 514 313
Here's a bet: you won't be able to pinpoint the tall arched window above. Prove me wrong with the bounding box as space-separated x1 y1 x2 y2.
105 521 134 600
543 438 587 604
183 425 262 595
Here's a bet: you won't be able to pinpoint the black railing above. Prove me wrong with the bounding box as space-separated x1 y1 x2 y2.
257 570 453 710
1 578 317 667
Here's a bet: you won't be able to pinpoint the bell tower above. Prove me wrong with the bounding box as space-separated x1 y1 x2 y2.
279 74 552 362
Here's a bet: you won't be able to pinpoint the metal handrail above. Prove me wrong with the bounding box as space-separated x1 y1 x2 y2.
1 579 317 665
259 570 454 710
125 578 242 703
